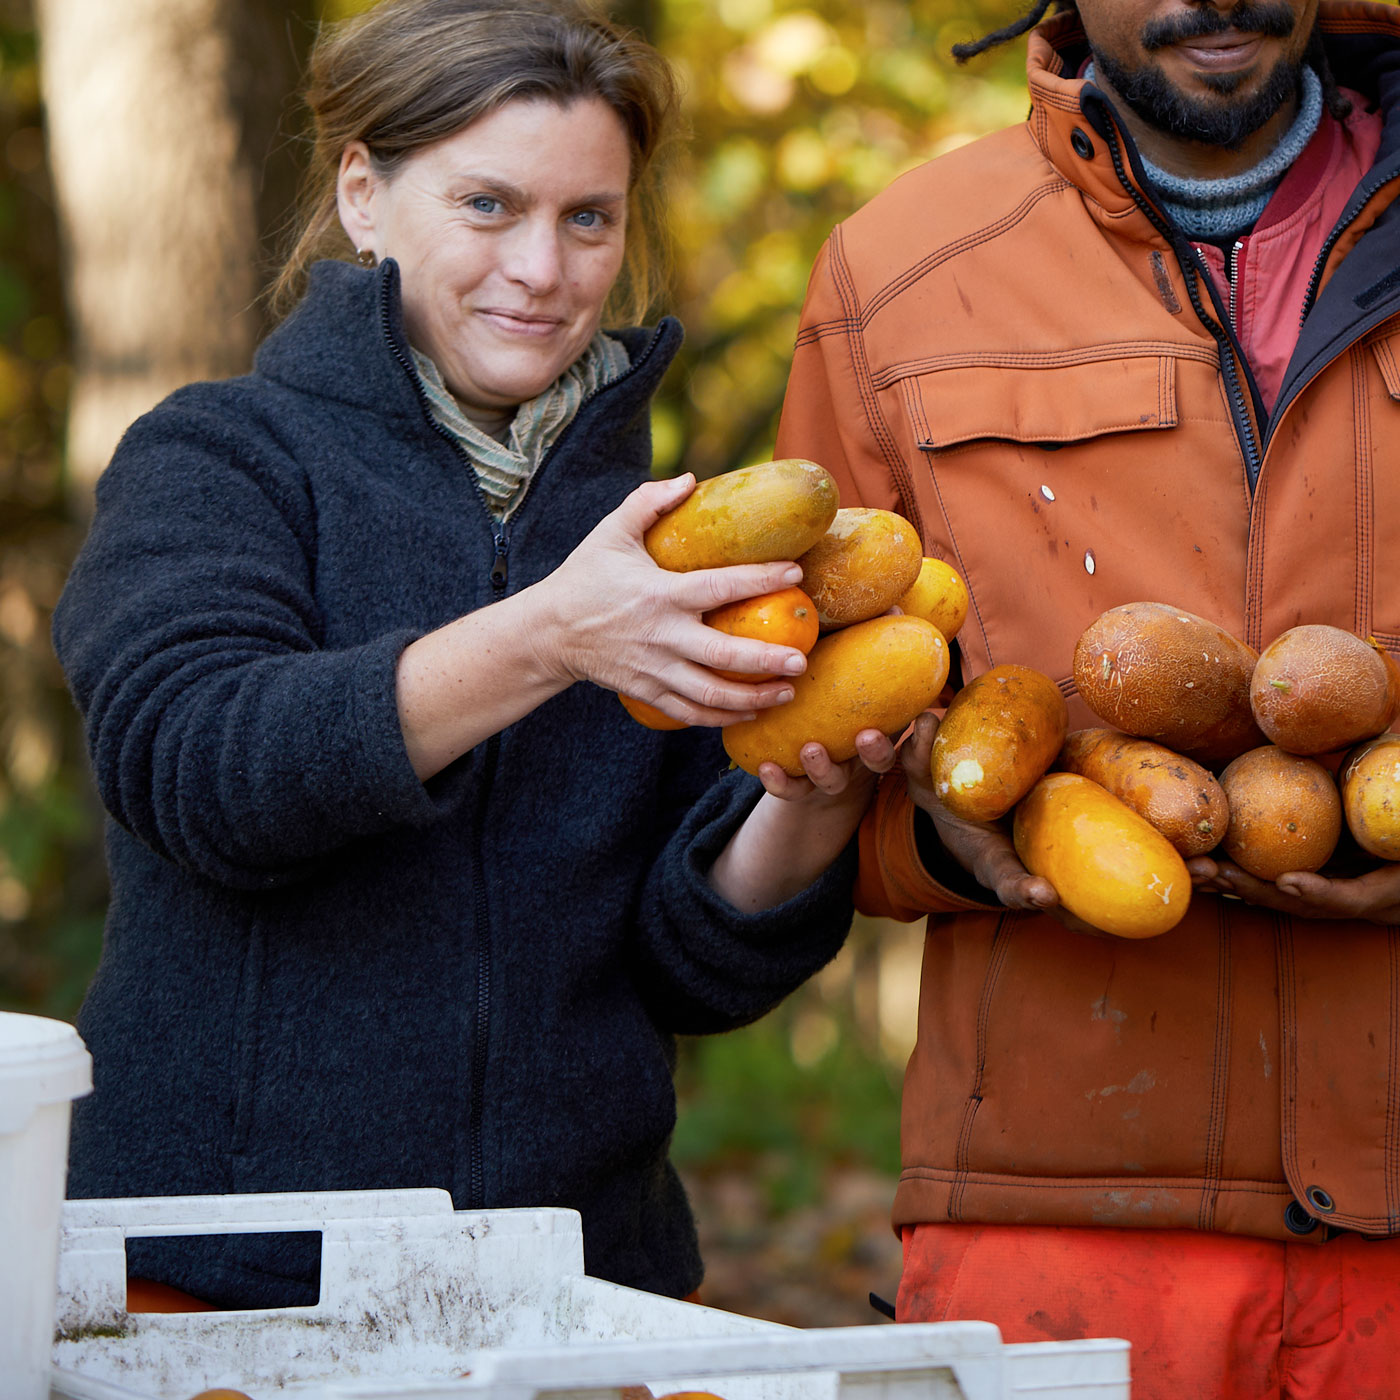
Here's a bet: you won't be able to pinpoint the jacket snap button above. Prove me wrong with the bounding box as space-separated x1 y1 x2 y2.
1305 1185 1336 1213
1070 127 1095 160
1284 1200 1318 1235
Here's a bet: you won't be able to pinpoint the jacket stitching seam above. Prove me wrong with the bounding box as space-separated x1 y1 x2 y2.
1277 917 1299 1207
1353 343 1373 634
871 342 1219 386
795 318 856 348
1388 930 1400 1229
903 375 992 665
899 1167 1296 1193
828 226 924 531
1371 334 1399 391
1199 903 1232 1230
951 918 1014 1220
859 180 1074 329
918 414 1173 448
908 410 1236 459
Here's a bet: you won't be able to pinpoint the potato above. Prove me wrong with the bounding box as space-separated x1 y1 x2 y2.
618 693 689 730
1217 745 1341 881
1073 601 1263 766
796 507 924 630
722 615 948 776
931 665 1067 822
643 459 838 571
1250 625 1400 756
1057 728 1228 858
1339 732 1400 860
897 556 969 640
1013 772 1191 938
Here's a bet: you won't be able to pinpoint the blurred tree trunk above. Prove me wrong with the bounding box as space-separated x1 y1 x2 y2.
34 0 313 502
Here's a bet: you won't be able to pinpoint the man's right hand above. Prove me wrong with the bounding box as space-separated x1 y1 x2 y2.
891 712 1110 936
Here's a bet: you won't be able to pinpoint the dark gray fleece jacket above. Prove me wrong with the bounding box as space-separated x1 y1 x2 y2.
52 259 855 1307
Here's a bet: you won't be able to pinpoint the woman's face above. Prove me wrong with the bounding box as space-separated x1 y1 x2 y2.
339 97 632 428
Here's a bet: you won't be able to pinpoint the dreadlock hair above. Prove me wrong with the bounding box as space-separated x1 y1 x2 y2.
952 1 1353 123
1303 27 1353 121
951 0 1074 65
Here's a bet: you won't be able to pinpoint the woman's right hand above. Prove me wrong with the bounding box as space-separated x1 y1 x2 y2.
532 473 816 727
396 474 815 780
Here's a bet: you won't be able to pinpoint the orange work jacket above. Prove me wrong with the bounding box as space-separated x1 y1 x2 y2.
775 2 1400 1244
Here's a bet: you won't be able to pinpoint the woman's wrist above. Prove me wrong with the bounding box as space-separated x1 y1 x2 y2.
395 586 576 780
708 782 869 914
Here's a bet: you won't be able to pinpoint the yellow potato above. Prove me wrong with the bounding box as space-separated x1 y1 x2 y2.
723 615 947 776
898 556 968 640
644 459 838 571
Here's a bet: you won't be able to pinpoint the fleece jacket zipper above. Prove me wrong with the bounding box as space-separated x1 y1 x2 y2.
377 271 669 1206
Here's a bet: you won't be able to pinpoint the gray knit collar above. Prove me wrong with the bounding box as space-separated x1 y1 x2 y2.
1085 62 1323 239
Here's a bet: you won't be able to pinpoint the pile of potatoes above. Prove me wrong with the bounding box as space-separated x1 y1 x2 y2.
627 458 966 776
948 600 1400 939
634 462 1400 940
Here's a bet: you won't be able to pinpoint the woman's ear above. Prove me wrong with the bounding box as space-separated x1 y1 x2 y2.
336 141 381 260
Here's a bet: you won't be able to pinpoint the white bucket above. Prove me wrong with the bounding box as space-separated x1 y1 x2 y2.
0 1012 91 1400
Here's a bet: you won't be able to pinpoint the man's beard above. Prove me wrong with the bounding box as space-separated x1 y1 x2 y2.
1093 1 1306 151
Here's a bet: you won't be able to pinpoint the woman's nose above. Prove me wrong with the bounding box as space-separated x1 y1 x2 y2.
502 219 563 293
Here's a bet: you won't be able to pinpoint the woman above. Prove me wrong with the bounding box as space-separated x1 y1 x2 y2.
52 0 878 1311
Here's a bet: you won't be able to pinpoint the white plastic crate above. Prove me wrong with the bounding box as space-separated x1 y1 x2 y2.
48 1190 1129 1400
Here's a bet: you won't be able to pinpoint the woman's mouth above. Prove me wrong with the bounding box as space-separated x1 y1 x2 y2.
479 309 564 336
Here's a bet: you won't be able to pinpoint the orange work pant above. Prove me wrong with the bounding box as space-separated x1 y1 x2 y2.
898 1221 1400 1400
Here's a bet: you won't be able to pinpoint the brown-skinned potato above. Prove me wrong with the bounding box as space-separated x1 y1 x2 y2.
1217 745 1342 881
1250 625 1400 756
1056 728 1229 858
1073 601 1264 766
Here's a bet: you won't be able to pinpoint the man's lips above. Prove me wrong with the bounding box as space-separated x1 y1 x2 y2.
1170 30 1266 69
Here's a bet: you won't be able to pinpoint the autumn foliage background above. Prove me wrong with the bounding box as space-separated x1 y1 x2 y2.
0 0 1027 1323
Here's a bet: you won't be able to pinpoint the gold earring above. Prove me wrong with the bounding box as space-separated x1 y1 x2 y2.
356 248 377 268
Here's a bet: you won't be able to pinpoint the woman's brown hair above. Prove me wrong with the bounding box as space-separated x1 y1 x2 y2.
271 0 679 325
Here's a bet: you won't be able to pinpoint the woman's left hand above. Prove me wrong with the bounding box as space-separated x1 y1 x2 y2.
1189 855 1400 923
753 728 893 807
707 729 892 913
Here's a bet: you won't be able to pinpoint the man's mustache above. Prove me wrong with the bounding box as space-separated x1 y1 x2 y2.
1141 2 1298 52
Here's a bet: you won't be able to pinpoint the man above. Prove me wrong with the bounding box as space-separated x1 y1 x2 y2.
775 2 1400 1395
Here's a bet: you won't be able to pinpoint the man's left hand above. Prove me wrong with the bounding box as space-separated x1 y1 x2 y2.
1189 855 1400 923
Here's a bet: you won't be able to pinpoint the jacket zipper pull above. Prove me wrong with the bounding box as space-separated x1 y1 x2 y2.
1228 238 1245 334
490 531 509 593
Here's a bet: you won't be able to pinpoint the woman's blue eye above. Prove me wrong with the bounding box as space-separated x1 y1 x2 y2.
470 196 500 214
571 210 603 228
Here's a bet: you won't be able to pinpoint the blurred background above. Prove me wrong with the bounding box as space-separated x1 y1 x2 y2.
0 0 1028 1325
